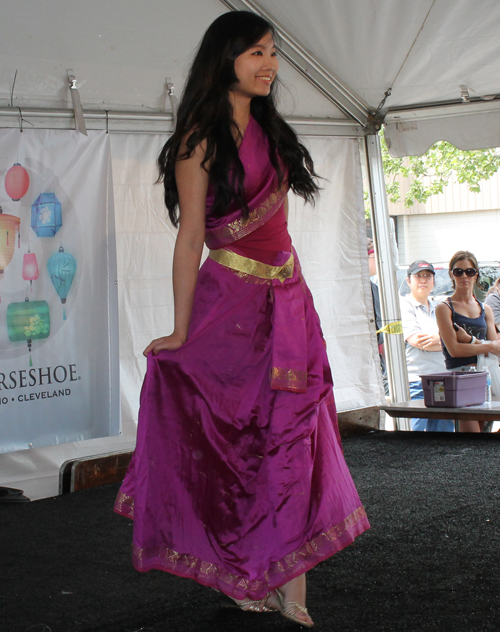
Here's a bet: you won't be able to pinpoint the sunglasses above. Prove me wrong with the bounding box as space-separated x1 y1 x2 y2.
452 267 477 278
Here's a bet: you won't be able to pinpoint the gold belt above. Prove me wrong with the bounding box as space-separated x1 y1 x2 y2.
209 248 294 283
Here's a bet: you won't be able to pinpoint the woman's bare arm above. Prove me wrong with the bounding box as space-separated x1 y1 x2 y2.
435 302 500 358
144 141 208 356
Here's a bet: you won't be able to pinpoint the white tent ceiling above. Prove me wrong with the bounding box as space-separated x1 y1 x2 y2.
0 0 347 122
2 0 500 154
257 0 500 110
226 0 500 155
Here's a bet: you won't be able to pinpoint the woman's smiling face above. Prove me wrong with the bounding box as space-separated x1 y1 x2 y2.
231 32 279 100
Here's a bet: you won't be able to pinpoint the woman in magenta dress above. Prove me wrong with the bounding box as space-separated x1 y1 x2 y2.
115 11 369 627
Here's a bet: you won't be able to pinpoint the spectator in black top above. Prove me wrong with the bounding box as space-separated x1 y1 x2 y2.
436 250 500 432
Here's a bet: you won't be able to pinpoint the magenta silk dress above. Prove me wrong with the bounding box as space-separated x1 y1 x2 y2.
114 116 369 600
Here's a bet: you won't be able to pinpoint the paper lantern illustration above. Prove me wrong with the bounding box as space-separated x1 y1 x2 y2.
0 205 21 303
22 250 39 292
7 298 50 366
31 193 62 237
47 246 76 320
5 163 30 201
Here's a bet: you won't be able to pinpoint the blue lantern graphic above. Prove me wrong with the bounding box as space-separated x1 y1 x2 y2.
31 193 62 237
47 246 77 320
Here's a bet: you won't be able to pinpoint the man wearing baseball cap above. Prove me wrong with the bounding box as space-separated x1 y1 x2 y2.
400 260 454 431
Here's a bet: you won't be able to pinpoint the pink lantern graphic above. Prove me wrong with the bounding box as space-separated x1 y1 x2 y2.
5 163 30 201
0 205 21 303
22 249 39 292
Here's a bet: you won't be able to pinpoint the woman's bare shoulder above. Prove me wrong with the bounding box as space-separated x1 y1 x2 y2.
436 299 451 313
484 302 495 317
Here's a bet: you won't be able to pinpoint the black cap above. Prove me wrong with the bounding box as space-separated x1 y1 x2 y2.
407 260 435 277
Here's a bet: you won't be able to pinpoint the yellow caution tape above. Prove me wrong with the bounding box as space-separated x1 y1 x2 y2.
376 321 403 335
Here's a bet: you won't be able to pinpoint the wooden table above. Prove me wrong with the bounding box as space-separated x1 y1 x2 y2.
381 398 500 432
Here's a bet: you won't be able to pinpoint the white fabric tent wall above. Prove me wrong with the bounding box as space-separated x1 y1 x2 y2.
111 133 382 431
288 137 382 410
110 133 175 433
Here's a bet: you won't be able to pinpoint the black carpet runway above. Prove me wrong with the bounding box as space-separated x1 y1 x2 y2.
1 431 500 632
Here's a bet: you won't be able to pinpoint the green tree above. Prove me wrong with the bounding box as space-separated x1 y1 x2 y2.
380 130 500 208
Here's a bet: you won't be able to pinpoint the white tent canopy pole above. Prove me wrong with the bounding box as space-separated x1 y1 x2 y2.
365 133 410 428
0 107 363 137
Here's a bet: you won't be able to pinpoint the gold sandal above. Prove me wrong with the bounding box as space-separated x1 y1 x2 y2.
219 592 276 612
276 588 314 627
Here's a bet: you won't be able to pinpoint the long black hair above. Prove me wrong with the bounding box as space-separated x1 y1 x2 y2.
157 11 320 227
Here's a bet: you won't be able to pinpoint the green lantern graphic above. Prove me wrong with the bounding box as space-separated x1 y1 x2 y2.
7 298 50 366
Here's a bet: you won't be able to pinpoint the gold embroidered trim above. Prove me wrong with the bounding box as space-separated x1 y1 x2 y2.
130 505 369 598
205 178 289 248
209 249 294 283
220 179 288 241
114 490 135 518
271 367 308 391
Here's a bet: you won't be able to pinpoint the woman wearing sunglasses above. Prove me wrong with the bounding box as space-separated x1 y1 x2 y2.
436 251 500 432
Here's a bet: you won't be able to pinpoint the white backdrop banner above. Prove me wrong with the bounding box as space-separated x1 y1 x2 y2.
0 129 120 453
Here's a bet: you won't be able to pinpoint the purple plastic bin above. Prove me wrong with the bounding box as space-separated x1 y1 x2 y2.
420 371 488 407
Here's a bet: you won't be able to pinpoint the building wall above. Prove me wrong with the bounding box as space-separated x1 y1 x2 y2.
396 209 500 265
389 169 500 265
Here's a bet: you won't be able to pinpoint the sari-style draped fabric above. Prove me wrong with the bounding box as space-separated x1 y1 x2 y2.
115 116 369 600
